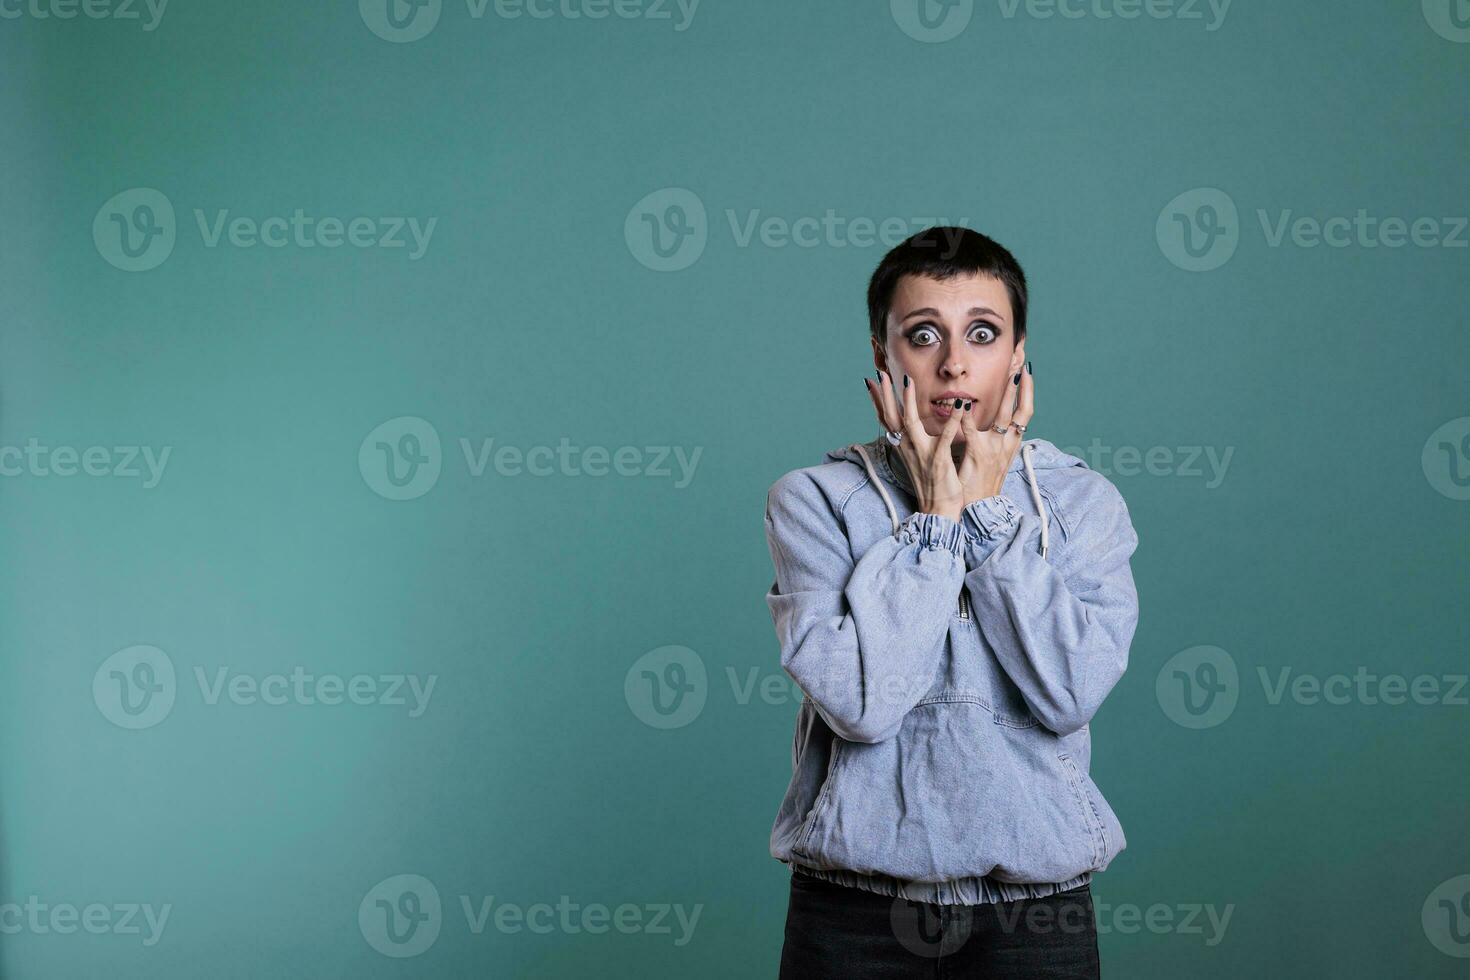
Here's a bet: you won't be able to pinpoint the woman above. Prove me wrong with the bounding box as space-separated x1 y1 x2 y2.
763 227 1139 978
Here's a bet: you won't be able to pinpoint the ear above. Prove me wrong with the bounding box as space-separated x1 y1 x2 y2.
870 335 888 374
1010 340 1026 373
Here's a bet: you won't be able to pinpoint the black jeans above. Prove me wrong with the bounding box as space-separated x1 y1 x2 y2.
778 869 1101 979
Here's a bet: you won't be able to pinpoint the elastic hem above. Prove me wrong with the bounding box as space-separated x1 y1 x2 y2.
963 493 1021 540
786 861 1093 907
898 511 966 556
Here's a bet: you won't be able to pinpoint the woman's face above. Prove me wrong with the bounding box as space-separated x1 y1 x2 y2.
872 272 1026 444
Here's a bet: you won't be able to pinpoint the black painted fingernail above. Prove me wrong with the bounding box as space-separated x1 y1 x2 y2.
953 398 962 409
1026 360 1033 375
964 400 973 411
1013 372 1022 385
875 370 882 380
903 375 909 388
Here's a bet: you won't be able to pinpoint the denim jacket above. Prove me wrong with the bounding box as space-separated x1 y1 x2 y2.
763 434 1139 905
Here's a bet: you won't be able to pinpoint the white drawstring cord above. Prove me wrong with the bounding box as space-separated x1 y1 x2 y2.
1022 442 1050 560
851 442 901 536
855 439 1050 558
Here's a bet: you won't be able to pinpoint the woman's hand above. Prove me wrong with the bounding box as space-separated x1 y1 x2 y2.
957 364 1035 503
864 371 967 522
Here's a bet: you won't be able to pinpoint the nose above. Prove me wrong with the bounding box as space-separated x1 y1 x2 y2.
940 342 968 379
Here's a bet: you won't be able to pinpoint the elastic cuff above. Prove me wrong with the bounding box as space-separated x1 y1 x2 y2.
963 494 1022 540
898 511 967 557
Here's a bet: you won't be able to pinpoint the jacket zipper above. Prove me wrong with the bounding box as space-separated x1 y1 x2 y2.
957 587 971 620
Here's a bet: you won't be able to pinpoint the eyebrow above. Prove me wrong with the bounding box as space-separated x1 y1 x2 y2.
900 306 1007 325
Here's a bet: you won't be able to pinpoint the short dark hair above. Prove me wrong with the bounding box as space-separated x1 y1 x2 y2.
867 226 1028 347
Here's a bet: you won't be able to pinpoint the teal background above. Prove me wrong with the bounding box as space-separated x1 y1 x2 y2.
3 0 1470 976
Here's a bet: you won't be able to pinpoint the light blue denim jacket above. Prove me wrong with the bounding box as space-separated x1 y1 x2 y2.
763 435 1139 905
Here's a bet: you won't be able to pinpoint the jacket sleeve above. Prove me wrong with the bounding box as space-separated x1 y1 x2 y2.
764 471 966 744
960 477 1140 737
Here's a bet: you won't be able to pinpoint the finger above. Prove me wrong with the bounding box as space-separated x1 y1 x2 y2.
1003 365 1034 459
991 366 1023 430
873 370 901 432
959 396 982 444
956 400 980 482
901 374 931 448
958 397 983 464
934 397 965 458
1011 363 1035 433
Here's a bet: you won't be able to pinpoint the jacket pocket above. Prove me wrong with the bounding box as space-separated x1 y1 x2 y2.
1058 753 1109 868
796 702 1113 884
792 731 846 865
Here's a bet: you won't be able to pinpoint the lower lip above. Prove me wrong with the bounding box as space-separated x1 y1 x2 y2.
931 401 958 420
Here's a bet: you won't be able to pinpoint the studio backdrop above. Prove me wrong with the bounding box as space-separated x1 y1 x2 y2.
2 1 1468 977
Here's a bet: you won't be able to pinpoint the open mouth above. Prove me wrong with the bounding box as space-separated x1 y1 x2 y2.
930 397 970 419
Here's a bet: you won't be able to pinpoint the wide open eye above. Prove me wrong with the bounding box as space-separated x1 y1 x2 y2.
907 324 940 347
969 323 999 344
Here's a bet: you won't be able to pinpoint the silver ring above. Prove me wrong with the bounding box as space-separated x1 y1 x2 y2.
991 424 1010 435
885 429 903 446
1012 422 1027 434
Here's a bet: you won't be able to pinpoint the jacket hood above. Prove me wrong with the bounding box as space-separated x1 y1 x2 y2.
824 433 1084 560
824 434 1083 499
